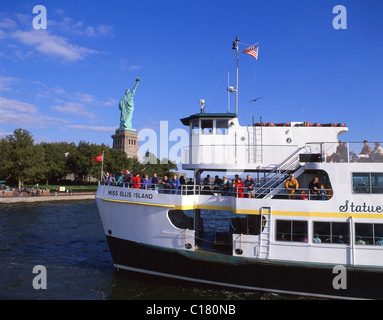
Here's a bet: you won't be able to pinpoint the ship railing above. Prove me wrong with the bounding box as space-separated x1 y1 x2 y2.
182 144 300 165
305 141 383 163
230 186 332 200
99 181 331 200
253 146 306 197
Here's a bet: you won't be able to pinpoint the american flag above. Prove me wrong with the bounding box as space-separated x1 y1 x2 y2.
242 46 259 60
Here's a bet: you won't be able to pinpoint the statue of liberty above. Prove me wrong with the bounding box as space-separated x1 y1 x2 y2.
118 77 140 131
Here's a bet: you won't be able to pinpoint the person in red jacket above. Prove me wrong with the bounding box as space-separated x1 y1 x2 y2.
234 178 245 198
132 173 141 189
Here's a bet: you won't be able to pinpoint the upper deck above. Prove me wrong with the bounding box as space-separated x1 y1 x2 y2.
180 112 349 171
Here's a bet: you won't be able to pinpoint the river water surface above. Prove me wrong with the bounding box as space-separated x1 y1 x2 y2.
0 201 297 300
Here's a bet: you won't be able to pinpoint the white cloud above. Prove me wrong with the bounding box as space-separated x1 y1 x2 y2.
0 75 20 91
119 58 142 71
74 92 97 104
0 13 109 62
0 97 66 127
67 125 115 132
0 129 13 138
0 97 38 113
11 29 98 62
102 98 117 106
85 25 113 37
51 101 95 118
0 30 7 40
0 17 17 29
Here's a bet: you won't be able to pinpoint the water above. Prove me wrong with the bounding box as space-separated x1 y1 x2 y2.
0 201 296 300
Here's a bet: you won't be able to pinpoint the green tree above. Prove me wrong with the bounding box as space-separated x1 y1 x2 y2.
141 152 178 178
0 129 46 189
0 128 180 188
39 142 72 185
103 147 131 178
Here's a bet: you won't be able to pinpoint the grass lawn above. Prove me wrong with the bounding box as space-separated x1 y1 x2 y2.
25 184 98 193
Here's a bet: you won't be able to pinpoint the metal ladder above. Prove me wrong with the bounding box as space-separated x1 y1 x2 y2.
258 207 272 259
248 126 262 164
254 146 306 198
255 126 263 163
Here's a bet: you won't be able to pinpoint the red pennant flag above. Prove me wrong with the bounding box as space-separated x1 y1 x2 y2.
92 154 103 162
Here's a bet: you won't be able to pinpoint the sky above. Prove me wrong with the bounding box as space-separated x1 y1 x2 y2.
0 0 382 166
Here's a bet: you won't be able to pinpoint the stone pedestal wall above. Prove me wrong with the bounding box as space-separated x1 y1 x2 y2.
111 129 138 159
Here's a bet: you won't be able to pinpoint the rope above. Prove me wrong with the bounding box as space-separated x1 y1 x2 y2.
205 53 237 113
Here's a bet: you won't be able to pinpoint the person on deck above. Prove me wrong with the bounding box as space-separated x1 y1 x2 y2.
132 173 141 189
170 174 180 195
285 174 299 199
122 169 132 187
141 174 152 190
151 173 159 190
220 176 231 196
234 178 245 198
308 176 320 200
244 175 255 198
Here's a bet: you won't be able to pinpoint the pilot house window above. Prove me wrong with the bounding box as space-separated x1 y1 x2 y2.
191 120 199 135
201 120 213 134
216 119 228 135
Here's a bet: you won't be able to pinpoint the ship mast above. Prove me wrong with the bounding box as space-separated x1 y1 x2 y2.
232 36 240 115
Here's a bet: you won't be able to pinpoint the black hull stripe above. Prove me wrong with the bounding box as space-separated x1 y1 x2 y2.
106 235 383 300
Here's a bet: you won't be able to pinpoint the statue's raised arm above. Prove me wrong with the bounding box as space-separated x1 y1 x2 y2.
118 77 140 131
132 77 140 95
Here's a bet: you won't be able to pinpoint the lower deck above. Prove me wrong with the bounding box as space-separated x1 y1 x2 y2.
168 207 383 268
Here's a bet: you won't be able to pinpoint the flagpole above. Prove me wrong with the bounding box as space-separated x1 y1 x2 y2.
227 72 230 113
235 37 239 115
101 151 104 181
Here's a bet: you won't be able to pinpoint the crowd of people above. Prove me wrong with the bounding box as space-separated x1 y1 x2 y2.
327 140 383 163
285 174 332 200
356 140 383 162
102 170 332 200
102 170 185 194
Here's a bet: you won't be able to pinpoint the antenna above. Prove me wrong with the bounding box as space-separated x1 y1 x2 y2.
227 72 230 113
199 99 206 113
232 36 240 115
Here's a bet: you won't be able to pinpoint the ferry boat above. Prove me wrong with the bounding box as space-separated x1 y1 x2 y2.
96 38 383 299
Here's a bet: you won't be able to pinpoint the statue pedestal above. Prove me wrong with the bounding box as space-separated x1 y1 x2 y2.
112 129 139 159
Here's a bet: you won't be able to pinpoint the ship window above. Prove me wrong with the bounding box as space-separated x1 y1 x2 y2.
355 223 383 245
276 220 307 243
191 120 199 135
216 119 228 135
355 223 373 245
353 173 370 193
201 119 213 135
313 221 349 244
371 173 383 194
230 215 265 235
353 173 383 194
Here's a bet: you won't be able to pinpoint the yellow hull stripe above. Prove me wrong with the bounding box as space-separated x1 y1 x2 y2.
101 198 175 208
101 198 383 219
